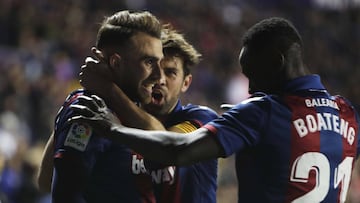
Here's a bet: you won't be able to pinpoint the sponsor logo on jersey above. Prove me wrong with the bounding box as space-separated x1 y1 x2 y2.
150 166 176 185
131 155 176 184
64 122 92 151
305 98 339 110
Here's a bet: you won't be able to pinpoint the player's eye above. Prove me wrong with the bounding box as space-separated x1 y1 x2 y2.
145 58 157 66
164 68 178 76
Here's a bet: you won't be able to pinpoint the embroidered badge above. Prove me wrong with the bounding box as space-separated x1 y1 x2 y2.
64 122 92 151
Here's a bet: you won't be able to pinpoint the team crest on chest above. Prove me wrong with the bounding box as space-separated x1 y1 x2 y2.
64 122 92 151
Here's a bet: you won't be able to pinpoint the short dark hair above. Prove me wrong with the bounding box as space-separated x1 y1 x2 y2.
96 10 162 50
242 17 302 53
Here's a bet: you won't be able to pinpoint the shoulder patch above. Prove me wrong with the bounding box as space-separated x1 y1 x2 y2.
64 122 92 151
173 121 198 133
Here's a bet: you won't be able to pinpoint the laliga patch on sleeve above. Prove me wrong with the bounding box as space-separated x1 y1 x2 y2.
64 122 93 151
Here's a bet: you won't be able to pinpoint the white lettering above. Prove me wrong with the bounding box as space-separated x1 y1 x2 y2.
130 155 177 184
317 113 328 131
348 127 355 145
332 115 340 134
306 115 317 133
150 166 176 185
294 119 308 137
292 113 356 145
132 155 146 174
340 119 349 139
151 170 162 184
304 98 339 110
323 113 332 131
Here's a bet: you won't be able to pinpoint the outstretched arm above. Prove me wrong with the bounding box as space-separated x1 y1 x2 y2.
91 121 220 166
37 132 55 193
69 97 224 166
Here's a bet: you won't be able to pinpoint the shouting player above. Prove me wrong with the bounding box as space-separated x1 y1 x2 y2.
38 15 219 202
70 17 360 203
78 25 219 202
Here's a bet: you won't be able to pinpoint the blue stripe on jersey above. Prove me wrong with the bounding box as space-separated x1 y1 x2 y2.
319 104 341 203
52 89 156 203
151 101 219 203
205 75 360 203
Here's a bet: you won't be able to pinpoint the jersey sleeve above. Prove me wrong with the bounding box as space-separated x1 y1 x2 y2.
204 96 270 157
151 104 219 203
52 90 111 202
178 104 219 129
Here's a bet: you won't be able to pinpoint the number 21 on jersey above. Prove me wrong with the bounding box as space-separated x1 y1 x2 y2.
290 152 353 203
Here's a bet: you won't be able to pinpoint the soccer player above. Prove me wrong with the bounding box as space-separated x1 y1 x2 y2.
78 25 219 202
70 17 360 203
38 21 219 202
49 10 164 203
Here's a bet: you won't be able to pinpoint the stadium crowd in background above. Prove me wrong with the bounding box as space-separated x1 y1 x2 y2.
0 0 359 203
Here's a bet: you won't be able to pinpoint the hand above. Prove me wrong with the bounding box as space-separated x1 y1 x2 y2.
68 94 122 135
79 47 114 99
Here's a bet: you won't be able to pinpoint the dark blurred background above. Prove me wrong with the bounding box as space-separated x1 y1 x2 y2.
0 0 359 202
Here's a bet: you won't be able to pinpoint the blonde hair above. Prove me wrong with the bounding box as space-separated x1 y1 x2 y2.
96 10 162 50
161 24 202 75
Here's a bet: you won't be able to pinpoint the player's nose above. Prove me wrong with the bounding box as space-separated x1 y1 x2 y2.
149 62 165 84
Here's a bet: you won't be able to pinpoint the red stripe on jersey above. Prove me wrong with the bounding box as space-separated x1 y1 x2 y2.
336 96 358 203
285 95 321 202
131 152 156 203
158 173 181 203
64 92 83 107
54 151 63 159
203 124 218 135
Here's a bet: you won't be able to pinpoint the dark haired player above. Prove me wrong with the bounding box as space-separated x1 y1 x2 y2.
70 17 360 203
38 14 218 202
78 25 219 203
49 10 164 203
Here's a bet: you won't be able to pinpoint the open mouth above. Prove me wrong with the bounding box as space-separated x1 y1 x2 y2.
151 89 163 104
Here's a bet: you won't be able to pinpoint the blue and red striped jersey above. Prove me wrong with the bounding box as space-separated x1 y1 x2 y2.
52 89 155 203
204 75 360 203
150 101 219 203
52 89 218 203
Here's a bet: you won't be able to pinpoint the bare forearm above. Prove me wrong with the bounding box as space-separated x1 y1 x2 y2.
107 84 165 130
108 126 222 166
37 132 55 193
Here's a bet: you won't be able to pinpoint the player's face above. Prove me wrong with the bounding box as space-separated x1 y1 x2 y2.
143 55 191 117
113 32 163 104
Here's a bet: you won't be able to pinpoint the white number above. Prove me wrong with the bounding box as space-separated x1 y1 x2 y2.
290 152 329 202
334 157 353 202
290 152 353 203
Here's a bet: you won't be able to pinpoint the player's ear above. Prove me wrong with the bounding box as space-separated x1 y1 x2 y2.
181 74 192 92
109 53 122 68
275 51 285 70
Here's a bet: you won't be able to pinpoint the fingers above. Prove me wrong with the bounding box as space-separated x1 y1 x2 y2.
90 95 107 109
74 95 108 115
67 115 100 128
91 47 106 63
70 104 96 118
85 56 99 64
80 57 97 80
75 95 105 112
67 115 86 124
81 56 111 78
79 57 101 89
